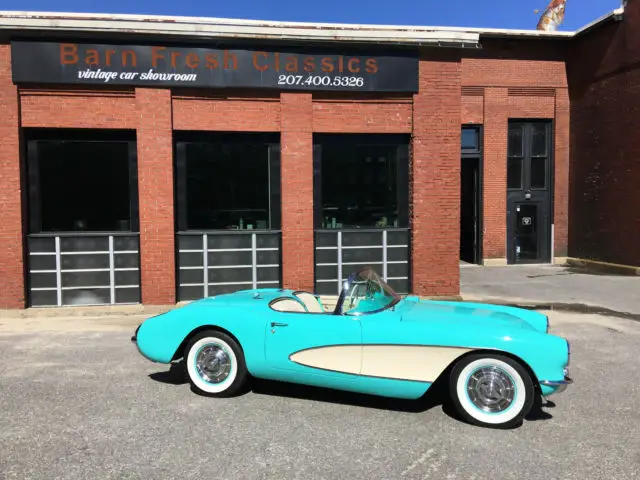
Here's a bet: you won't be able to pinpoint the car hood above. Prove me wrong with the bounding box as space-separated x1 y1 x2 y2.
397 298 548 333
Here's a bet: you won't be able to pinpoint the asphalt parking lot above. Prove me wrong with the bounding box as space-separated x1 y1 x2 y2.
1 311 639 480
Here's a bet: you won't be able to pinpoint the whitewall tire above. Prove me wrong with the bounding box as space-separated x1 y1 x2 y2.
184 330 247 397
449 353 534 429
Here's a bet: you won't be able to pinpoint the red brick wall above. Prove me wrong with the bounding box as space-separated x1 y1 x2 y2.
411 51 461 296
461 88 484 124
508 93 555 118
482 87 509 260
313 98 412 133
0 45 25 308
568 6 640 266
462 40 568 88
554 87 570 257
20 87 137 129
135 88 176 304
280 93 314 291
462 41 570 262
172 90 281 131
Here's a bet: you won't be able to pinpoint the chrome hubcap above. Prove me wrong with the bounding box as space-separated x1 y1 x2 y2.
195 344 231 384
466 366 516 413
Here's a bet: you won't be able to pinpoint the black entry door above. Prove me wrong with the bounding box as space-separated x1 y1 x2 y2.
506 121 553 264
508 202 550 263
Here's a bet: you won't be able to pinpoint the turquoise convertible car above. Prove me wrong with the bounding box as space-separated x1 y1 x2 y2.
132 267 572 429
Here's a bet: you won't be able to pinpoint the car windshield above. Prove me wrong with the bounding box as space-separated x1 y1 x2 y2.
340 268 401 315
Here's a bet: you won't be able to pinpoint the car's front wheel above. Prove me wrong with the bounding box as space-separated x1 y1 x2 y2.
449 353 534 429
184 330 248 397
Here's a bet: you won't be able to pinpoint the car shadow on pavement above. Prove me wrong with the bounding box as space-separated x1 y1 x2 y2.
249 377 450 415
149 361 554 426
149 362 188 385
148 360 451 415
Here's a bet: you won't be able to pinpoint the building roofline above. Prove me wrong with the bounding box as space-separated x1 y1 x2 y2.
0 9 623 47
574 7 624 36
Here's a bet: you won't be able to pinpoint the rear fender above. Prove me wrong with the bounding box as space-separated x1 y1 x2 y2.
134 303 267 372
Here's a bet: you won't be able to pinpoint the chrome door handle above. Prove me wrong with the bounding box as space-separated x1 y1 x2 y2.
271 322 288 327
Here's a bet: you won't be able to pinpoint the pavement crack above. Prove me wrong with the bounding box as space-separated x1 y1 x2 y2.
401 449 435 476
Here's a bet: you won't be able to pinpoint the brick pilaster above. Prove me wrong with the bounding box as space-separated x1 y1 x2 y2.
482 87 509 262
135 88 176 304
0 45 25 308
280 93 314 291
554 87 570 258
411 52 462 297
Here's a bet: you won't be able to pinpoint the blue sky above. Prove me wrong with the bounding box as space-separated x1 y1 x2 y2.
4 0 622 31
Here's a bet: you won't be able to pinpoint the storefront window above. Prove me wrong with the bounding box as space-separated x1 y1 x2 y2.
314 135 409 229
26 132 138 233
176 133 281 231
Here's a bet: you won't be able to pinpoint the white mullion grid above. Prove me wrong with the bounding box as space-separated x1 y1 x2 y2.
315 245 407 250
55 236 62 306
31 267 139 274
203 234 209 298
179 233 281 293
337 231 343 294
109 235 115 304
60 250 109 255
251 233 258 290
382 230 388 282
28 235 142 306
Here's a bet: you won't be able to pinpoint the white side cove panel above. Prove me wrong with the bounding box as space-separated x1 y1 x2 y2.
290 346 362 374
361 346 471 382
290 345 472 382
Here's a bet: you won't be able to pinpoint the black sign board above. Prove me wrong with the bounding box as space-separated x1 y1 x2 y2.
11 41 419 92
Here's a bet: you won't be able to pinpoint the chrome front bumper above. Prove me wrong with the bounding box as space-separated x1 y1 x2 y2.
540 376 573 395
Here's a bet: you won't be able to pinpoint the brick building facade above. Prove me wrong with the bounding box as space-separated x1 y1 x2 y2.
568 2 639 269
0 8 632 309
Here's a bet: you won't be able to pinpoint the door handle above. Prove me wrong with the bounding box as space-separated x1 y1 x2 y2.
271 322 288 327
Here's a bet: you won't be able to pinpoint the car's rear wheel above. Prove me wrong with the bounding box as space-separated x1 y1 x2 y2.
184 330 247 397
449 353 534 429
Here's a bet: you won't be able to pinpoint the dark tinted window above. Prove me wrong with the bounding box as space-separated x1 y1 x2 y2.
462 128 479 150
531 124 548 156
508 126 523 157
530 156 547 188
30 140 135 232
319 141 408 229
182 142 276 230
507 157 523 189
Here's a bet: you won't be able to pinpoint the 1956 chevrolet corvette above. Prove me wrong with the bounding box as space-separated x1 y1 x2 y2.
132 267 572 428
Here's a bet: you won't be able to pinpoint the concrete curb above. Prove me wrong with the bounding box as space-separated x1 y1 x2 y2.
0 294 486 320
565 257 640 276
0 304 176 319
